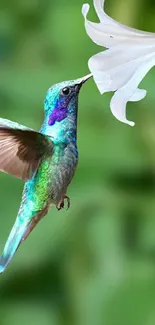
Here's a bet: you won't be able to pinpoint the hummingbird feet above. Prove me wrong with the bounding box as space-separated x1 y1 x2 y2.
57 195 70 211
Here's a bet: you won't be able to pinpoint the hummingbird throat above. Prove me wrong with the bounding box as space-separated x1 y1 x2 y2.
48 107 67 126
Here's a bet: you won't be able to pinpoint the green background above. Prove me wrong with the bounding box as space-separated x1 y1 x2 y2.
0 0 155 324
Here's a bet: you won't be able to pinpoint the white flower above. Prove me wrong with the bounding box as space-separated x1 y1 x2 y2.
82 0 155 126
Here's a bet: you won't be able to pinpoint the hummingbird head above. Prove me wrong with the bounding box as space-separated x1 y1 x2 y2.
44 74 92 127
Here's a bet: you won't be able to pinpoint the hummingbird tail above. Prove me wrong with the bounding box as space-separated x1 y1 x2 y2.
0 215 40 274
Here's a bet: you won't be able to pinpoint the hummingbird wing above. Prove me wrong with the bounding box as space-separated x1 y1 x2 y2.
0 118 53 181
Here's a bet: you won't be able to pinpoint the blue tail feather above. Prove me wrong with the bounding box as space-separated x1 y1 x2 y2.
0 218 30 274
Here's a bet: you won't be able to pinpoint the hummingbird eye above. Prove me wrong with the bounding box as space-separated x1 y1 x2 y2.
61 87 71 96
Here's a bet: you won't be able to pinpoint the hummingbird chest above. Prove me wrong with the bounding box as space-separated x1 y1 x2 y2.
23 142 78 212
49 142 78 203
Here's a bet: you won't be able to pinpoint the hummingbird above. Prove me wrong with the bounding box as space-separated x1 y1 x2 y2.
0 73 92 273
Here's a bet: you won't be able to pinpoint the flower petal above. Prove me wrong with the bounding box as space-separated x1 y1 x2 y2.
110 91 135 127
82 2 155 49
93 0 155 36
110 56 155 126
129 89 146 102
88 50 155 94
82 0 155 126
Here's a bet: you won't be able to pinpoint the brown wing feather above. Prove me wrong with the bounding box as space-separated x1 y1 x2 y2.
0 128 53 181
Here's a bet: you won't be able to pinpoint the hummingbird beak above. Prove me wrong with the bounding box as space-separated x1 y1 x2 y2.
75 73 93 91
78 73 93 85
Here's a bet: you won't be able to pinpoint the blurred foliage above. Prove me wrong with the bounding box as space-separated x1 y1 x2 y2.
0 0 155 325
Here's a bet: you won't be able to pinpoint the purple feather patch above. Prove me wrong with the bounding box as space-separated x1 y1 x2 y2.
48 107 68 126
